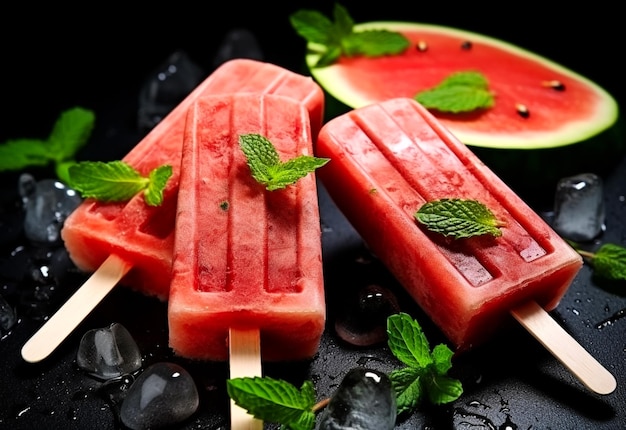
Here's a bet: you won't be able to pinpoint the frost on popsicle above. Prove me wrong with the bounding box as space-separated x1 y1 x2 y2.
239 133 329 191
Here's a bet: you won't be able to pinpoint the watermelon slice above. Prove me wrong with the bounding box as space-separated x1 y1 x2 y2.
304 22 624 202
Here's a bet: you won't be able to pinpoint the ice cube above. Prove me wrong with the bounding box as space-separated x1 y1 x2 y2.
119 362 199 430
318 367 397 430
137 50 206 132
552 173 606 242
76 323 142 380
19 173 82 245
0 293 17 334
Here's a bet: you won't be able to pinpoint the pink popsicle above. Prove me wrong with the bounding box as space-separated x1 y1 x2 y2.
168 93 326 362
23 59 324 365
315 97 615 394
61 59 324 301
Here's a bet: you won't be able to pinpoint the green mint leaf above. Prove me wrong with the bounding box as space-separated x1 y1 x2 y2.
387 313 462 414
581 243 626 281
389 366 423 414
67 160 171 206
239 133 329 191
47 107 96 162
431 343 454 375
0 139 51 171
423 374 464 405
387 312 433 369
343 30 410 57
0 107 95 178
144 164 173 206
415 71 494 113
289 9 337 46
290 3 409 66
227 377 316 430
415 198 504 239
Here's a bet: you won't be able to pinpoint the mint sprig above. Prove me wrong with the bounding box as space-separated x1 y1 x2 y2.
239 133 329 191
227 313 462 427
66 161 172 206
290 3 410 66
227 377 318 430
387 313 462 413
0 107 95 182
576 243 626 282
415 198 504 238
415 71 495 113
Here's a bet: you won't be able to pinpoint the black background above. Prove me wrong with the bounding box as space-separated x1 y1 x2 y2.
1 2 625 429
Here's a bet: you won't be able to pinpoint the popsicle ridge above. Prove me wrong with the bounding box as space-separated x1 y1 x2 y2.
316 97 582 351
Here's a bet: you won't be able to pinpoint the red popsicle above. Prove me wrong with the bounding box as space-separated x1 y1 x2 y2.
22 59 325 364
316 97 615 395
168 92 326 362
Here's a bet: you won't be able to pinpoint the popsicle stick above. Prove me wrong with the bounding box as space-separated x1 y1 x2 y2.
229 327 263 430
510 300 617 395
21 254 132 363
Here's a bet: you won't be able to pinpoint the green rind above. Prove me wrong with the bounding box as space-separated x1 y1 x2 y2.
306 21 620 150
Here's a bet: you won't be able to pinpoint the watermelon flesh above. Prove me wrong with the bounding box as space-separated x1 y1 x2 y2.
309 22 619 150
61 59 325 301
316 97 583 351
168 94 325 361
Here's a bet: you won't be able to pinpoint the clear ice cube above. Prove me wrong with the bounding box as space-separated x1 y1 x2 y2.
318 367 397 430
19 173 82 245
0 293 17 334
76 323 143 380
120 362 199 430
552 173 606 242
137 50 205 132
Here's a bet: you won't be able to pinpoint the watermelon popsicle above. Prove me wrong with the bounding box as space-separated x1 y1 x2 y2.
168 92 326 361
168 93 326 428
316 97 616 395
21 59 325 364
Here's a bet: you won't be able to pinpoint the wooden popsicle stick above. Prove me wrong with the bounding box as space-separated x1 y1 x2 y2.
21 254 132 363
229 327 263 430
510 300 617 395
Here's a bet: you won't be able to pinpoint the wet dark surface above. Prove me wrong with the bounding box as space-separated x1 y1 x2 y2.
1 2 625 429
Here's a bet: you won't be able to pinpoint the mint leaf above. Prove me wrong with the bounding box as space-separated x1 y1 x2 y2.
145 164 173 206
415 71 494 113
388 366 422 415
239 133 329 191
0 139 51 170
0 107 95 178
387 312 433 369
290 3 410 67
578 243 626 282
342 29 410 57
47 107 95 162
424 374 464 405
227 377 317 430
387 313 462 414
67 160 172 206
415 198 504 238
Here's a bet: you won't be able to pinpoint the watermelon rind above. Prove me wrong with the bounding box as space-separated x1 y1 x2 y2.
305 21 620 151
